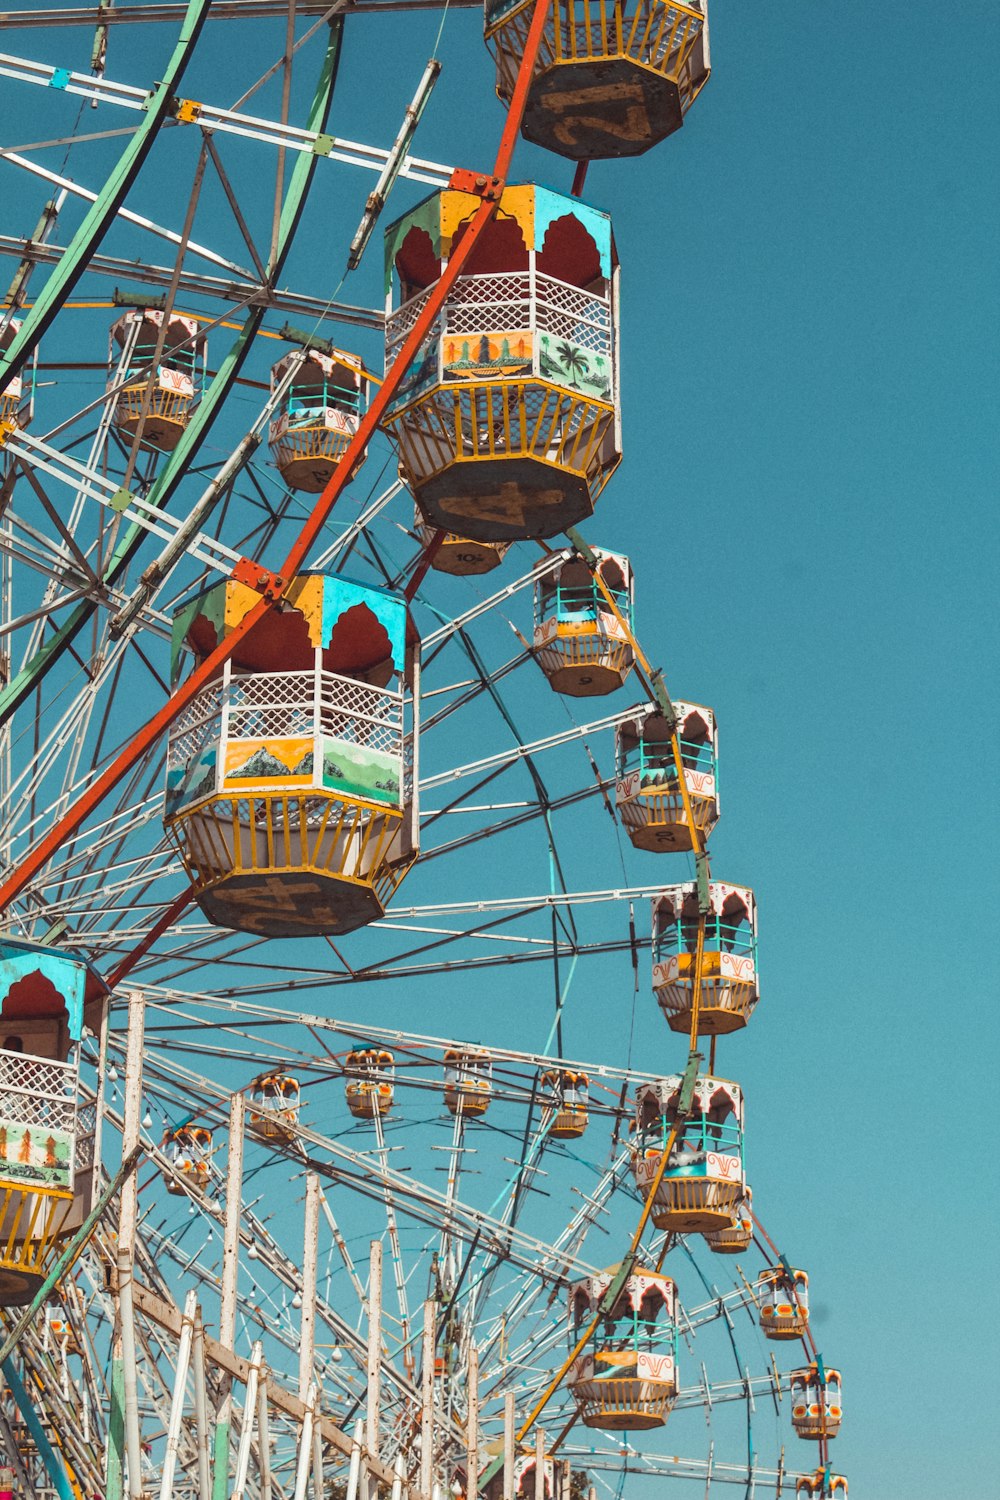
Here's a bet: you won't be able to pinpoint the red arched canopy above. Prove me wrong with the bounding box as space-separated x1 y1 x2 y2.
537 214 603 288
325 603 393 677
450 214 529 275
395 226 440 296
188 606 315 675
2 971 68 1021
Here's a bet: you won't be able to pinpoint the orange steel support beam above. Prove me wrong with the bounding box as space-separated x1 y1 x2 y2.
404 528 446 602
0 0 553 920
749 1203 824 1460
104 886 194 991
512 1113 684 1446
749 1210 816 1353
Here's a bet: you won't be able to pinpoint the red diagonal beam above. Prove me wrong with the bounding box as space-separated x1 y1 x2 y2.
0 0 552 919
103 886 195 991
404 528 446 603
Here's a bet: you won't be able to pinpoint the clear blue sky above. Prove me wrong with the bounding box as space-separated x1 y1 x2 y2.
3 4 998 1496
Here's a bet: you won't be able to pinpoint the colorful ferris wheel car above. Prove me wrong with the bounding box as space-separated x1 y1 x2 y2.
795 1472 847 1500
162 1126 213 1196
444 1047 492 1117
790 1362 843 1441
757 1266 809 1340
0 939 106 1308
248 1072 301 1142
704 1185 753 1254
485 0 710 161
164 572 419 938
383 184 621 543
414 504 512 576
108 307 206 453
541 1067 589 1138
651 882 758 1035
533 549 634 697
269 346 368 493
630 1075 745 1234
616 701 719 850
568 1265 678 1429
345 1048 396 1120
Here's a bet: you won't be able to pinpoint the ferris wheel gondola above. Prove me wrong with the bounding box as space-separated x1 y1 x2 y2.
0 4 850 1497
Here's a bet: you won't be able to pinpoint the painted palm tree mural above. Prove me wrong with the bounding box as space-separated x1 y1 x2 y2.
538 333 611 400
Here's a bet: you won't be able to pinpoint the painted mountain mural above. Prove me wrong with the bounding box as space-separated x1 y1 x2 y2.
322 737 401 806
166 745 217 815
224 741 314 787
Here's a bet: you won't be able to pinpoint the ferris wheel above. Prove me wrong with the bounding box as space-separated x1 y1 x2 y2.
0 6 848 1500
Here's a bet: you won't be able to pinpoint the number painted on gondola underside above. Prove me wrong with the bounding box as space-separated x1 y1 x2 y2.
541 82 651 149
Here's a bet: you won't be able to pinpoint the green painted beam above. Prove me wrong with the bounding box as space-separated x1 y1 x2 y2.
106 1355 126 1500
1 1357 74 1500
0 0 211 395
0 21 344 730
0 1145 143 1366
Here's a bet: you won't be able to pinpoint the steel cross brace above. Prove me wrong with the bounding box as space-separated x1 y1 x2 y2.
0 0 211 394
0 22 346 730
564 523 712 912
0 0 553 922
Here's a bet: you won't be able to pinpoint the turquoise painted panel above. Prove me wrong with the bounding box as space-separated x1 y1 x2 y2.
538 331 613 399
533 186 612 278
0 941 88 1041
320 576 406 673
387 330 441 415
166 741 218 816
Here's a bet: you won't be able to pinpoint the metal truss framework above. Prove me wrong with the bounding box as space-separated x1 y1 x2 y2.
0 5 843 1500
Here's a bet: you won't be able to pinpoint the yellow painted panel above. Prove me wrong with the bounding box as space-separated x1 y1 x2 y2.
282 574 326 647
223 737 314 787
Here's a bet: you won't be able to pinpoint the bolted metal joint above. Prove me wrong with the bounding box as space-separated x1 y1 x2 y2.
231 557 288 602
448 168 504 200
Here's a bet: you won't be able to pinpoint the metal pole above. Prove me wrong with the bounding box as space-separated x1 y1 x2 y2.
119 1274 144 1500
419 1301 436 1500
112 989 145 1500
159 1289 197 1500
299 1173 320 1399
503 1392 515 1500
390 1452 405 1500
466 1343 478 1500
232 1341 263 1500
212 1090 245 1500
292 1384 316 1500
366 1240 383 1470
533 1430 544 1500
347 58 442 271
256 1372 273 1500
313 1403 327 1500
345 1418 364 1500
192 1310 212 1500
